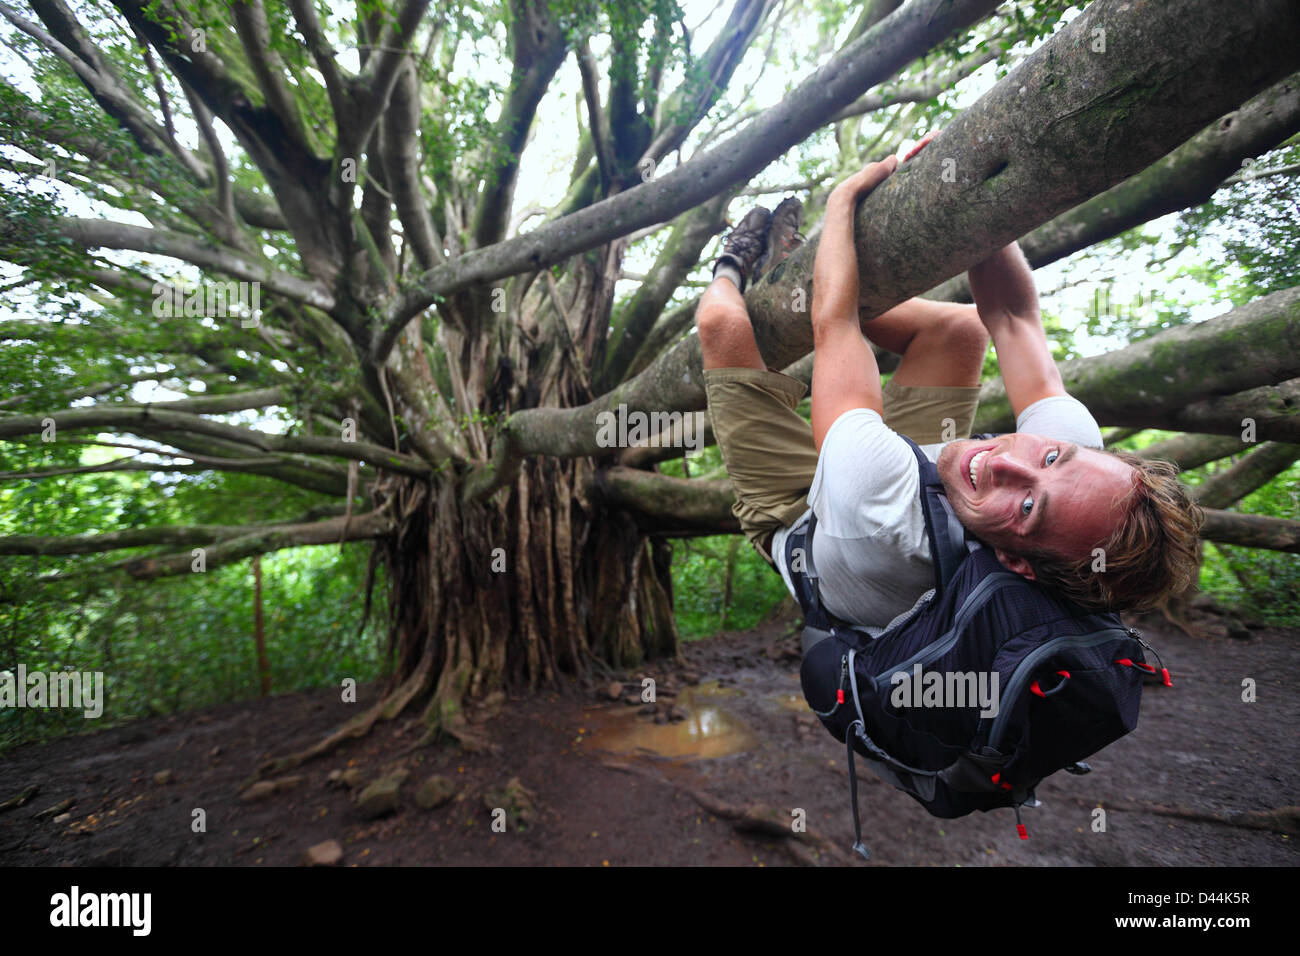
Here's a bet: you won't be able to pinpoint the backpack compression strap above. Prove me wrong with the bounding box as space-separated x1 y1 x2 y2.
784 512 851 638
899 435 979 597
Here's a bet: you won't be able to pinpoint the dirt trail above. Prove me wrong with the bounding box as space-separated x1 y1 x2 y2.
1 603 1296 866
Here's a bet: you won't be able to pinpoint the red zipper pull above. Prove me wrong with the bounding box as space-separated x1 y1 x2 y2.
1014 803 1028 839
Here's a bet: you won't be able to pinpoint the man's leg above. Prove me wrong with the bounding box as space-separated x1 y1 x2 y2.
698 205 820 562
864 298 989 388
860 298 990 443
700 308 820 560
698 275 766 371
700 196 807 372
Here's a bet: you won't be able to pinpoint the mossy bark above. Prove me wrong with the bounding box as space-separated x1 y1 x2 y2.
371 457 678 746
973 286 1300 437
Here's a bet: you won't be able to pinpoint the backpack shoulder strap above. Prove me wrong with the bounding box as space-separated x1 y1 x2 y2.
899 435 974 597
784 511 850 630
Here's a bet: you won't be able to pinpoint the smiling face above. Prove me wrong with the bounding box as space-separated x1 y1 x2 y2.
935 433 1138 577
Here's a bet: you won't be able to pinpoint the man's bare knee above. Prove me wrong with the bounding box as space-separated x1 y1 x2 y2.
893 304 989 389
696 299 752 348
697 297 766 371
947 306 990 350
937 306 990 366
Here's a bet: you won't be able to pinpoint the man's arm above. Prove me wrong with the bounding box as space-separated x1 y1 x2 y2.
810 156 897 451
967 242 1066 418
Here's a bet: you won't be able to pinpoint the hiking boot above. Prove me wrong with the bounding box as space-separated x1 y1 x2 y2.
758 196 805 278
713 205 772 292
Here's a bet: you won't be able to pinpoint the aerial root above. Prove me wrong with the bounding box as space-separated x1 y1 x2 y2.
258 648 441 777
257 697 390 777
599 758 856 866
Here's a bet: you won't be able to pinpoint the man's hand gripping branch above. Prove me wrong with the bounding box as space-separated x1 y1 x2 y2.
809 131 1067 454
809 155 898 451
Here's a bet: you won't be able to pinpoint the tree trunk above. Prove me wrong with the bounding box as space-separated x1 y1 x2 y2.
371 457 678 745
252 556 271 697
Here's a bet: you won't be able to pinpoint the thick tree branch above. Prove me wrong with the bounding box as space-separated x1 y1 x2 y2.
111 0 340 278
376 0 1005 360
233 190 288 231
1140 434 1253 472
0 444 365 489
3 90 289 231
42 218 335 309
286 0 348 120
1 375 168 411
37 510 396 582
623 297 699 381
598 467 740 536
380 61 442 271
576 40 615 194
1112 379 1300 446
7 0 170 159
184 81 237 228
973 285 1300 436
843 0 904 43
0 512 365 556
469 0 1300 480
469 0 567 249
4 430 355 498
1201 510 1300 555
100 432 354 497
0 453 271 481
1192 442 1300 510
0 399 436 477
596 472 1300 555
928 72 1300 302
642 0 773 165
231 0 307 144
349 0 431 151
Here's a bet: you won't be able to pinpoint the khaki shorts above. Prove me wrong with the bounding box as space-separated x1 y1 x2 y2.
703 368 981 560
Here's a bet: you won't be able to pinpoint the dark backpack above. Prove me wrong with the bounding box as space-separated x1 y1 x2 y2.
784 435 1170 858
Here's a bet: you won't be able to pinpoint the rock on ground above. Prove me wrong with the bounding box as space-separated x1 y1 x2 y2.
416 775 458 810
303 840 343 866
355 774 404 819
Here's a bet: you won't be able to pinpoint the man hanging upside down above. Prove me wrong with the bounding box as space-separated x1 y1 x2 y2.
697 144 1202 628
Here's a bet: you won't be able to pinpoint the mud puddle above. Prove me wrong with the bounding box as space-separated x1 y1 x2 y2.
580 681 756 760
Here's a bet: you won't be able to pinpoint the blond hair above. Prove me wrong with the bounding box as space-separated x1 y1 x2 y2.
1022 452 1204 611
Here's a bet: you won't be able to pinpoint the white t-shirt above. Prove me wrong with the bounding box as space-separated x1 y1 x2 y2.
771 395 1104 630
